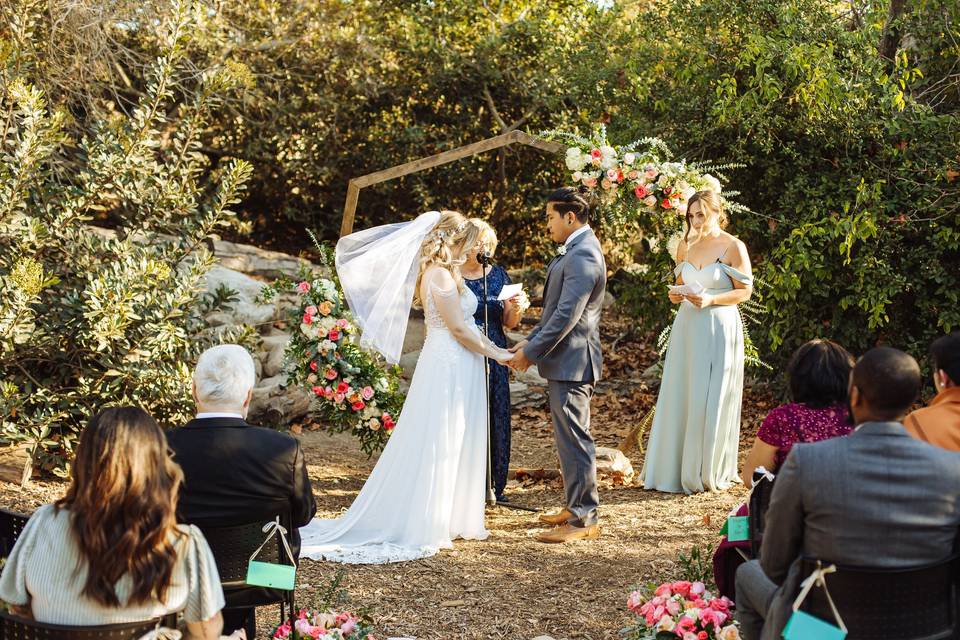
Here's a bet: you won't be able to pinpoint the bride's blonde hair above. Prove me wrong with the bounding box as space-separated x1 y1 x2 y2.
413 210 480 308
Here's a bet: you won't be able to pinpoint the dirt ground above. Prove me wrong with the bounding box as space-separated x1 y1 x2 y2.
0 313 780 640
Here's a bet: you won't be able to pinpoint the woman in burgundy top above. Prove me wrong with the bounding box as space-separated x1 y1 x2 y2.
741 339 855 486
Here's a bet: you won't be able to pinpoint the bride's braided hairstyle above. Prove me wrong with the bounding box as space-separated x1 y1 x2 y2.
413 210 480 308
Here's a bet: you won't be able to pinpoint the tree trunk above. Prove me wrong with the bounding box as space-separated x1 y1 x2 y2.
878 0 910 61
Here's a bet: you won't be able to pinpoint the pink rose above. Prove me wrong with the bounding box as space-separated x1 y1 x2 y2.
297 281 311 293
654 583 673 598
584 176 598 188
627 170 639 179
327 329 340 341
666 599 681 616
302 312 313 325
305 305 318 316
590 148 602 159
601 178 613 190
606 168 619 181
671 581 692 598
334 393 345 404
643 194 657 207
691 582 706 596
693 598 708 609
644 165 658 179
311 386 323 396
340 619 356 635
351 400 365 411
661 198 674 209
324 368 338 381
627 591 643 613
709 598 730 613
634 184 649 199
336 381 349 394
676 616 696 634
361 386 375 400
337 318 348 328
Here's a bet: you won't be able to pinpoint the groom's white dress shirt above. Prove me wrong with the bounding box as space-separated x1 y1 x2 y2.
565 225 591 247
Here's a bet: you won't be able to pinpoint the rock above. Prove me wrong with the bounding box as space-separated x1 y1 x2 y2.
203 266 277 326
402 313 426 355
399 349 421 380
602 291 615 309
212 238 321 280
596 446 635 485
204 311 234 327
641 362 662 388
506 331 527 344
259 333 291 378
515 365 547 386
510 381 546 409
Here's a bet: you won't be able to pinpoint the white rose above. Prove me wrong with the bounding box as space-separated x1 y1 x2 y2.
656 615 676 632
320 316 337 330
623 152 636 165
572 171 582 181
643 195 657 207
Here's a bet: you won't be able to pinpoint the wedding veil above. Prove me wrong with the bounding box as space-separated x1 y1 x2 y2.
335 211 441 364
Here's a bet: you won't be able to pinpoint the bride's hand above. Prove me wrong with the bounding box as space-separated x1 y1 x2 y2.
495 350 515 364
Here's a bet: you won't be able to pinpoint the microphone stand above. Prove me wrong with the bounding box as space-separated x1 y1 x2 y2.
478 252 537 513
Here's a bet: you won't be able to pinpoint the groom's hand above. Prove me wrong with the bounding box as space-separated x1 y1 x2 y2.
509 348 533 372
508 339 528 353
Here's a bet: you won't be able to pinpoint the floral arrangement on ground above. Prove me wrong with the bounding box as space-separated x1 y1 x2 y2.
625 580 740 640
259 243 404 456
272 608 377 640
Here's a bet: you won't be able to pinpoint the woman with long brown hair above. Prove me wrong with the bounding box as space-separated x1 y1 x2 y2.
641 190 754 494
0 407 240 640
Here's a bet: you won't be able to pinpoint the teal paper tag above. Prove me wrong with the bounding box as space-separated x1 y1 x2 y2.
726 516 750 542
246 560 296 590
783 610 846 640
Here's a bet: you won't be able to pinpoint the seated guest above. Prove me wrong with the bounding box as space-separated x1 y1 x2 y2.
741 339 854 486
167 345 316 639
0 407 241 640
904 331 960 451
734 347 960 640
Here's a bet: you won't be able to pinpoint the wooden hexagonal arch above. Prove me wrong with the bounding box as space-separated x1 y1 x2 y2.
339 130 565 236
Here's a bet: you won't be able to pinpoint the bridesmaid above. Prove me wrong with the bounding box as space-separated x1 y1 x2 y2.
641 190 753 494
463 219 522 502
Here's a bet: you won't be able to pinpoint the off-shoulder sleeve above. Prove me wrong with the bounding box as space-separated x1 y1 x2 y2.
720 263 753 285
673 262 686 278
0 504 50 607
179 525 226 624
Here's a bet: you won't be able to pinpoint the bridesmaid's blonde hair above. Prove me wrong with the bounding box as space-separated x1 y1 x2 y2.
413 211 480 308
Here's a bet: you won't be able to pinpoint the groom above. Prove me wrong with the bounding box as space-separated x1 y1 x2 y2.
510 187 606 544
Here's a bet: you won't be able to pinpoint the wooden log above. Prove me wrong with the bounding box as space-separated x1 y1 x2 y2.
0 444 32 487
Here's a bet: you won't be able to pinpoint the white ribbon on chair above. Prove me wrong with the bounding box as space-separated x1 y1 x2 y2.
754 466 776 483
791 561 848 633
249 517 297 566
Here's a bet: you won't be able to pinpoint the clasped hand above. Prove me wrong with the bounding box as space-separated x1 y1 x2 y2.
505 340 533 372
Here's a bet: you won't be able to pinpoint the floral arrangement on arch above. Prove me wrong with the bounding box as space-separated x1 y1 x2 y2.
272 608 377 640
625 580 741 640
259 244 405 456
539 126 748 226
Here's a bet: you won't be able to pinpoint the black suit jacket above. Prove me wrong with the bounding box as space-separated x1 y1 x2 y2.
166 417 316 607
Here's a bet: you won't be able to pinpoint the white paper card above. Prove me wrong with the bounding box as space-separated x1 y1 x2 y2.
497 283 524 301
669 281 705 296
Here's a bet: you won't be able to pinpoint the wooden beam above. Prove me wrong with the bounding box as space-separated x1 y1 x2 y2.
340 180 361 238
339 131 566 236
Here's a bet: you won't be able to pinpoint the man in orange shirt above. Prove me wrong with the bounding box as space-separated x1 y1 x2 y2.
905 332 960 451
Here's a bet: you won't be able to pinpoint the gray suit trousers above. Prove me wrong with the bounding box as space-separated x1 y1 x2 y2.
547 380 599 527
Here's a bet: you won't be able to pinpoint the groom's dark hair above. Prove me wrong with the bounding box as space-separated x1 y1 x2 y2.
547 186 591 222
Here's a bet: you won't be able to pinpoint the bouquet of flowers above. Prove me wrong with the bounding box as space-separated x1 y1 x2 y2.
540 126 746 226
625 581 741 640
259 247 405 456
272 608 377 640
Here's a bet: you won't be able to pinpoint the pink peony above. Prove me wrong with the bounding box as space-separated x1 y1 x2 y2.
676 616 696 634
691 582 706 596
297 281 311 293
666 599 681 616
627 170 639 179
309 361 318 372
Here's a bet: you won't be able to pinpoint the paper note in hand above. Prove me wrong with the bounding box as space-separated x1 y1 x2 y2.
497 283 524 302
668 281 705 296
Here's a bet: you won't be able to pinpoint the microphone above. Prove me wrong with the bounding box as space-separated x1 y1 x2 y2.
477 251 492 266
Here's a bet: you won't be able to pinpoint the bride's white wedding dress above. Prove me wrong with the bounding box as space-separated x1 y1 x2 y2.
299 278 490 564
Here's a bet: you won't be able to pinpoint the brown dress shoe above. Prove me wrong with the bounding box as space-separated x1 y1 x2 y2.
536 523 600 544
538 508 573 526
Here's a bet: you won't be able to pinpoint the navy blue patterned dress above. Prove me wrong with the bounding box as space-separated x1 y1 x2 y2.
464 266 512 501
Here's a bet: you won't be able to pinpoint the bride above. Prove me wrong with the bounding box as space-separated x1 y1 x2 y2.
299 210 514 564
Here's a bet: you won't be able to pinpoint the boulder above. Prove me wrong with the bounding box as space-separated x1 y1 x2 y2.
399 349 421 380
510 381 546 409
248 373 313 427
515 365 547 387
212 238 320 280
602 291 615 309
596 446 635 485
259 333 291 378
203 266 276 326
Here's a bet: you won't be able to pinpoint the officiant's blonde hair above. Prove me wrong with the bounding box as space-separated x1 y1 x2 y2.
470 218 499 256
413 211 480 308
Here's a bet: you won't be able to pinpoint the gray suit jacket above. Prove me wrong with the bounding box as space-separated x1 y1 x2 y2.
525 228 606 382
759 421 960 639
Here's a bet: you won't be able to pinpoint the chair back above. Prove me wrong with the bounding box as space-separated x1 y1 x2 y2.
0 509 31 558
797 555 959 640
0 611 175 640
196 519 287 588
748 470 775 558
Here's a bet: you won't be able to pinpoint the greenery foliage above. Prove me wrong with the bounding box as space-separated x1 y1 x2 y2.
0 0 252 472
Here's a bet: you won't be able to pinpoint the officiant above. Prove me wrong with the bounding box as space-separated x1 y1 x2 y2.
463 219 524 503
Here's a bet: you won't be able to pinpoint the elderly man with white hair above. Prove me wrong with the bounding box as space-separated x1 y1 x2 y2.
167 345 316 639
